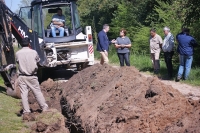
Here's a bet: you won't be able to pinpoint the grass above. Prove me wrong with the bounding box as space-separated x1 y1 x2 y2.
95 49 200 86
35 109 63 125
182 67 200 86
0 77 28 133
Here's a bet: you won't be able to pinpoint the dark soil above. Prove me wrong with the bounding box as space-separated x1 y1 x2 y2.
28 78 62 112
60 64 200 133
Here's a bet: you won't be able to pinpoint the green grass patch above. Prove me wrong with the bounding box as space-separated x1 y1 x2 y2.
14 45 20 53
182 67 200 86
0 77 28 133
0 89 26 133
36 109 63 125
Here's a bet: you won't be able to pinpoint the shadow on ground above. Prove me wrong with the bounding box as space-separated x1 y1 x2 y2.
0 86 6 94
37 67 78 83
139 67 178 81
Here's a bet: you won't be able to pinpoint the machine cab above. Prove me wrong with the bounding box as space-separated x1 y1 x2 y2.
19 0 83 43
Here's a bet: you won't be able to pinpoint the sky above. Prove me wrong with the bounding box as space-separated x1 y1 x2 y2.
5 0 20 12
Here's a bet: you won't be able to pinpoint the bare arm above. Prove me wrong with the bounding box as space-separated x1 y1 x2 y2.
125 44 131 48
125 37 132 48
115 43 131 48
115 43 121 48
52 21 64 27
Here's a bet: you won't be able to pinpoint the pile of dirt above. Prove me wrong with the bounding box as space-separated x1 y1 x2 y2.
28 78 62 112
60 64 200 133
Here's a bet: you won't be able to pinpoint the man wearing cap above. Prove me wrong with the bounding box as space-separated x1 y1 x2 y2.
162 27 175 79
16 38 48 117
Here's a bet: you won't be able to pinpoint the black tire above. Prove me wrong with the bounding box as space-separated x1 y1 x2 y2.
76 62 89 71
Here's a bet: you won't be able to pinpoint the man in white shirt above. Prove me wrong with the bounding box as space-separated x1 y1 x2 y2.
51 8 65 37
162 27 175 79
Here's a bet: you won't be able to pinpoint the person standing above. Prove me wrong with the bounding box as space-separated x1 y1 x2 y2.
115 28 132 66
176 28 198 81
149 29 163 74
162 27 175 79
16 38 48 116
97 24 116 65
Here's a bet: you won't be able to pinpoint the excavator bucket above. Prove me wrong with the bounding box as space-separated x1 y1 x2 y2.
0 64 21 99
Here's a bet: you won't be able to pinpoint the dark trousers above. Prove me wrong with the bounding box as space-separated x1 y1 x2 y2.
164 51 174 77
117 52 130 66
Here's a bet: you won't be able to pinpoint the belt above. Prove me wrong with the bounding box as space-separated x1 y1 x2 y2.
19 74 37 76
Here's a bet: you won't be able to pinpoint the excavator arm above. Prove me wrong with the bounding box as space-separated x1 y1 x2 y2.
0 1 16 93
0 1 42 98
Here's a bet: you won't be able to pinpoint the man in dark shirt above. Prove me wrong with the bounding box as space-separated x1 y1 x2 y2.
176 28 198 81
97 24 116 64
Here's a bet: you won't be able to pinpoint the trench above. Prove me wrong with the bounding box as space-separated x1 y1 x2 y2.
45 68 84 133
37 68 83 133
60 97 85 133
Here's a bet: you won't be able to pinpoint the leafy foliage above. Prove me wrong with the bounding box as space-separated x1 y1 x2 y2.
184 0 200 25
110 1 141 39
18 0 32 7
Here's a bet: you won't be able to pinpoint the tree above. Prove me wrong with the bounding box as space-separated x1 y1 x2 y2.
18 0 32 7
77 0 120 32
14 0 32 13
154 0 184 33
184 0 200 25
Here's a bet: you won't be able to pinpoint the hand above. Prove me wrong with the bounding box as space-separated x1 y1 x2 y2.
121 44 125 48
111 39 116 44
104 50 108 56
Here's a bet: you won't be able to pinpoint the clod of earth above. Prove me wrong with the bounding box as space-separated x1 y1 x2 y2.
25 109 70 133
60 64 200 133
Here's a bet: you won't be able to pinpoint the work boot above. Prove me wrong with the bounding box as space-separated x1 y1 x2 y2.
154 69 159 74
42 105 49 112
22 113 35 121
175 77 181 82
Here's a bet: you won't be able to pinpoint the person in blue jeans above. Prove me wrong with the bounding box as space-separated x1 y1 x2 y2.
176 28 198 81
51 8 65 37
115 29 132 66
